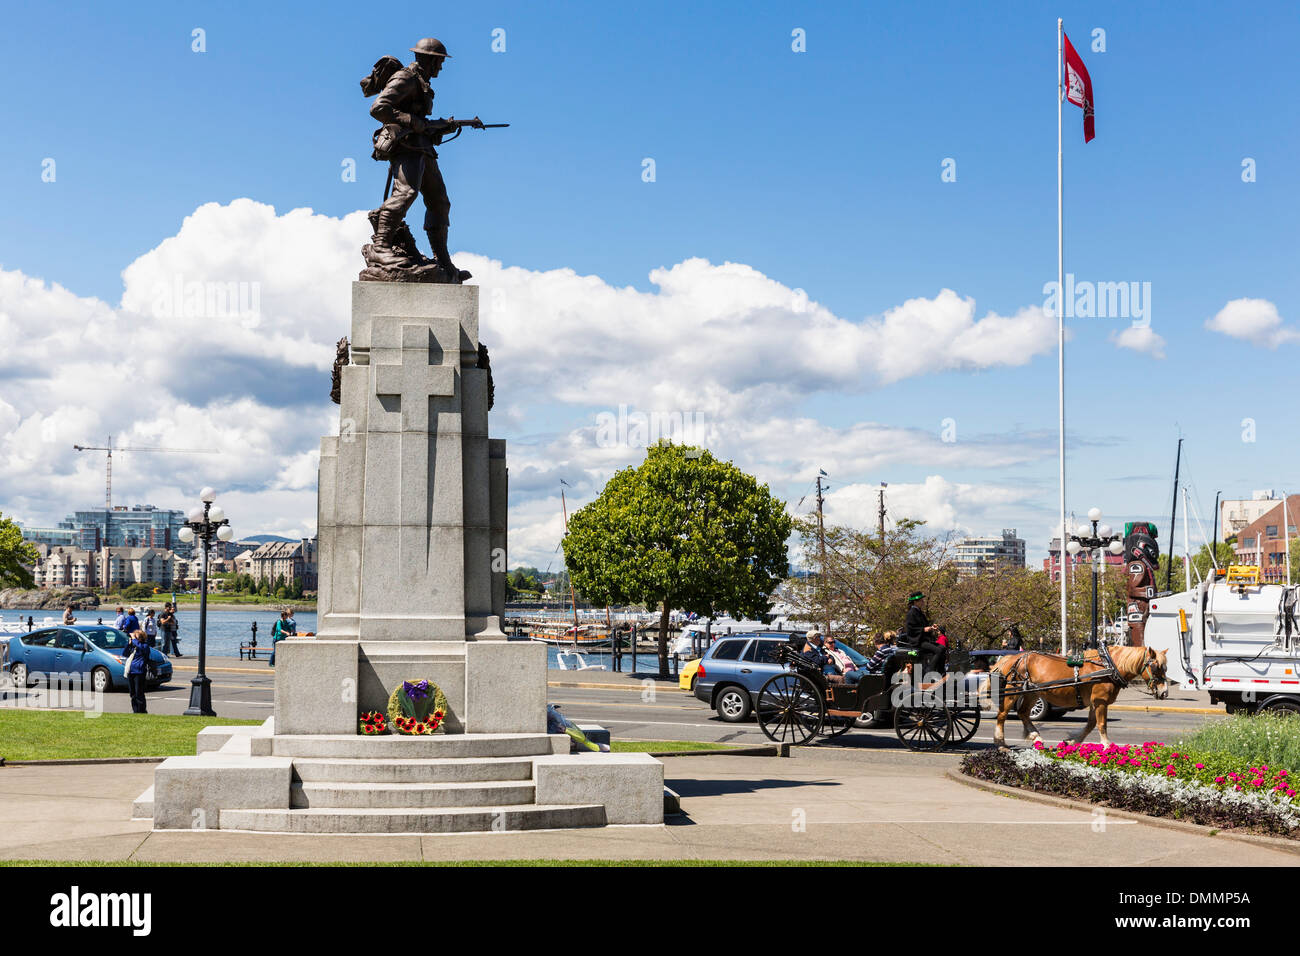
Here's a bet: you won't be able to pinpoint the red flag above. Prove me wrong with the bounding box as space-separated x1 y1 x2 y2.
1063 32 1095 142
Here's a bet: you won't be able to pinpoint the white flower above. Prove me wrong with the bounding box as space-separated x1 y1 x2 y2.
1001 748 1300 830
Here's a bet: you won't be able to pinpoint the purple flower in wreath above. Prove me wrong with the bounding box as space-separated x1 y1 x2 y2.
403 679 430 701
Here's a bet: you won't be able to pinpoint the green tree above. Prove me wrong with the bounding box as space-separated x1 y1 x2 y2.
1190 542 1236 583
563 443 793 676
0 514 41 589
121 581 157 601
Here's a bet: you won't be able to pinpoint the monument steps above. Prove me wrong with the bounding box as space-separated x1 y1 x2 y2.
219 803 608 834
291 779 537 809
291 755 536 784
263 733 557 760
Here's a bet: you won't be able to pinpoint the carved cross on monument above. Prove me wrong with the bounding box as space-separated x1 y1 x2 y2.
374 324 455 433
370 322 456 541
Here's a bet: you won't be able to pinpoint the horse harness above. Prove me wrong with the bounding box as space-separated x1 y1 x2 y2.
1000 645 1128 707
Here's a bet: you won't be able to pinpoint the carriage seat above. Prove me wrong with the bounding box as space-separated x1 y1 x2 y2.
824 673 849 686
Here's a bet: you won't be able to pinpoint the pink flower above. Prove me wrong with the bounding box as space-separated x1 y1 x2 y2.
1235 785 1243 791
1167 767 1177 777
1194 763 1205 770
1280 770 1289 778
1287 789 1295 797
1215 777 1225 784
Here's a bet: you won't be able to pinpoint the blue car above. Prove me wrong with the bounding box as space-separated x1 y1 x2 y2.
4 624 173 694
692 632 866 722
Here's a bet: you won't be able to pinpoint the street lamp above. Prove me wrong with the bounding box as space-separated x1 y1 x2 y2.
178 489 234 716
1065 509 1125 649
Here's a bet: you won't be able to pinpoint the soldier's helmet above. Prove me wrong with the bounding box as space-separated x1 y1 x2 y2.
410 38 451 58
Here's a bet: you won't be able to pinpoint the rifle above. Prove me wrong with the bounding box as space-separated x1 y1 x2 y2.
429 116 509 144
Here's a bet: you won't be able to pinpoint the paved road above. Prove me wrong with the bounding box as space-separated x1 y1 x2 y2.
2 749 1294 865
10 656 1228 750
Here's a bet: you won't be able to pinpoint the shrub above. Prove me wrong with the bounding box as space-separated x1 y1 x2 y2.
1176 712 1300 769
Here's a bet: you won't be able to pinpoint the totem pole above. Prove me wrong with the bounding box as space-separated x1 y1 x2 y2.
1123 522 1160 647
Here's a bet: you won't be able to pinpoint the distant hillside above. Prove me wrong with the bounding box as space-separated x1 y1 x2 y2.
240 534 298 544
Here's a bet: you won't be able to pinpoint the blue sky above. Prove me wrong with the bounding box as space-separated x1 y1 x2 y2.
2 0 1297 566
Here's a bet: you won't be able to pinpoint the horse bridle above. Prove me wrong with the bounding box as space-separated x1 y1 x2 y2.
1136 652 1167 697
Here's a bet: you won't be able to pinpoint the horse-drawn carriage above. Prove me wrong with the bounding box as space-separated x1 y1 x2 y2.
754 635 982 751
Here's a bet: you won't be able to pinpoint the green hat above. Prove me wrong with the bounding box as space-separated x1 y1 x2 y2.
907 591 925 602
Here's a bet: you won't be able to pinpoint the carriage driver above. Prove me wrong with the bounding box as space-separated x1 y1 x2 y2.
886 591 946 681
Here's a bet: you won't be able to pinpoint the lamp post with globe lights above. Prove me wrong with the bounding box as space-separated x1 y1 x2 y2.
177 487 234 716
1064 507 1125 649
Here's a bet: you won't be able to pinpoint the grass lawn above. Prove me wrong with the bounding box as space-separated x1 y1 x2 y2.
0 711 261 761
611 740 745 753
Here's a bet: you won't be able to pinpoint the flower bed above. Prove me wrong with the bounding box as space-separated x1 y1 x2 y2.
961 743 1300 837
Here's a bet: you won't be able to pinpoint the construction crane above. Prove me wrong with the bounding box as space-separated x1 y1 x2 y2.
72 436 218 510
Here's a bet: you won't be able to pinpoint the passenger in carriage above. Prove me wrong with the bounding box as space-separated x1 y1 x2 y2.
865 631 897 672
824 634 868 685
798 631 836 675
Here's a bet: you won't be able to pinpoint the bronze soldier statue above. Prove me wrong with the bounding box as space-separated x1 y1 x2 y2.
359 38 506 283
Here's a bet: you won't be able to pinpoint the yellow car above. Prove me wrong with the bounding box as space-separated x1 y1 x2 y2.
678 656 703 692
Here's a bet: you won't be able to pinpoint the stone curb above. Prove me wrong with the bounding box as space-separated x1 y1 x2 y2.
171 665 270 675
3 756 167 767
546 680 687 693
1109 704 1223 715
946 768 1300 857
648 744 787 758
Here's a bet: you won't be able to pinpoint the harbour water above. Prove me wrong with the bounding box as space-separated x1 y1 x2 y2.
2 608 664 670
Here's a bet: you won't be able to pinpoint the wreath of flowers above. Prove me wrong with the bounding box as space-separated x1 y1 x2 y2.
359 710 387 735
386 678 449 735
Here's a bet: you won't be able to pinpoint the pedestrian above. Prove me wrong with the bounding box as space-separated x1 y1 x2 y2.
159 603 182 656
125 629 150 713
268 611 289 667
122 606 140 636
62 605 77 625
284 607 298 636
113 605 128 630
142 609 159 648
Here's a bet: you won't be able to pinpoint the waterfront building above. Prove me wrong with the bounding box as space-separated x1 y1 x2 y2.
1232 494 1300 583
40 504 192 557
951 529 1026 577
34 546 97 589
246 538 318 590
97 547 178 590
1220 491 1281 541
1043 536 1124 583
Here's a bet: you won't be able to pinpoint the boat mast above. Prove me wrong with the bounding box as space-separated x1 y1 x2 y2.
560 485 578 632
1165 438 1182 593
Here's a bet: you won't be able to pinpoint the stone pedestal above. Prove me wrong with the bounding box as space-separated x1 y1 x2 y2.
279 282 541 734
146 282 663 833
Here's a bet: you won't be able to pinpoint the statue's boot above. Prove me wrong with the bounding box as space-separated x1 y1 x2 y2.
366 209 423 267
426 227 471 283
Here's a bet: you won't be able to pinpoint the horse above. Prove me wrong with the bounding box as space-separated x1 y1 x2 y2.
989 646 1169 748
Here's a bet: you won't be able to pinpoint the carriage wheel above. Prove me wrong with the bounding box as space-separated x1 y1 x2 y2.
947 706 981 745
821 715 855 738
756 673 824 746
894 695 951 752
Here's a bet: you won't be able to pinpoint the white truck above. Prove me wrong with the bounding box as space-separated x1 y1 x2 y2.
1144 566 1300 715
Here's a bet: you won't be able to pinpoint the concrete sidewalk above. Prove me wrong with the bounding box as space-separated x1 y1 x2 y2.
0 749 1291 864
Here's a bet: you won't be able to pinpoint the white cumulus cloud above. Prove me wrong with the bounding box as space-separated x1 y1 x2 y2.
1110 325 1167 359
1205 298 1298 349
2 199 1067 566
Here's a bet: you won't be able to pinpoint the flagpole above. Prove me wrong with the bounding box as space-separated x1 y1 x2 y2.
1057 16 1068 654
